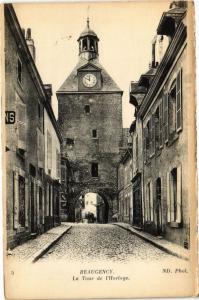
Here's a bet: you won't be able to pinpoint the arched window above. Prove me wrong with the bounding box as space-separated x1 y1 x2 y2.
82 38 87 51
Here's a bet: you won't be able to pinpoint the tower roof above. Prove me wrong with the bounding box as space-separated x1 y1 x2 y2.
78 18 99 41
57 58 122 93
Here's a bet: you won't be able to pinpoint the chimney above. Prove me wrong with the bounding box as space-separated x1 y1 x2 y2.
26 28 36 61
44 84 52 106
21 28 25 37
151 35 157 68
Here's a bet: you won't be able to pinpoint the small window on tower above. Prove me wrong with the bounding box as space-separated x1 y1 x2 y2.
84 105 90 114
91 163 98 177
82 38 87 51
92 129 97 139
90 39 95 51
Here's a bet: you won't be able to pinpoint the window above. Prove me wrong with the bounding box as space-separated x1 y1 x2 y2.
17 58 22 84
92 129 98 138
65 138 74 146
16 93 26 150
176 69 182 131
90 39 95 51
84 105 90 114
18 175 25 227
167 165 182 224
91 163 98 177
155 107 160 151
159 99 163 148
163 93 169 143
169 83 176 137
82 38 88 51
47 131 52 171
146 181 153 222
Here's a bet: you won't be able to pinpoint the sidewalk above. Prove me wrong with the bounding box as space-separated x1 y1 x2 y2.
7 223 72 263
114 222 189 261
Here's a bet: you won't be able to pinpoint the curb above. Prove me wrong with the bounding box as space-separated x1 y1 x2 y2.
113 223 189 261
31 226 72 263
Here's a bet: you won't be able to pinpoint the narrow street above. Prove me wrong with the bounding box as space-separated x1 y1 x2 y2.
39 224 181 263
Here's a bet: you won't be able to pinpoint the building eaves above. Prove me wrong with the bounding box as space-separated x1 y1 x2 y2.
5 4 62 143
138 20 187 119
120 148 132 164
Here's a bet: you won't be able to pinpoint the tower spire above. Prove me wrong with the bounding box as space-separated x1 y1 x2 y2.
87 6 90 28
87 17 90 29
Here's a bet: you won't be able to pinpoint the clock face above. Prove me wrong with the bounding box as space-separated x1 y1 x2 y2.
82 73 97 88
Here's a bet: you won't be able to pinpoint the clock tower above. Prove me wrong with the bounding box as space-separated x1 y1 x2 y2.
57 19 123 222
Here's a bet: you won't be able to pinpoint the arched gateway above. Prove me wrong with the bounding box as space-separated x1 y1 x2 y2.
57 20 123 222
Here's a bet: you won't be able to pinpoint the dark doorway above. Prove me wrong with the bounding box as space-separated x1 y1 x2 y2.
156 177 162 235
132 174 143 228
30 181 35 233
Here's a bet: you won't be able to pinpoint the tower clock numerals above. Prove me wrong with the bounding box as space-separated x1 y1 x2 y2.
82 73 97 87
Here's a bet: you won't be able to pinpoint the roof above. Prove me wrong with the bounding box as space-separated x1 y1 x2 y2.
77 19 99 41
57 58 122 93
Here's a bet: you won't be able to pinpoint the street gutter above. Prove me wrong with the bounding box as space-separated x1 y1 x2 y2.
113 223 189 261
31 225 72 263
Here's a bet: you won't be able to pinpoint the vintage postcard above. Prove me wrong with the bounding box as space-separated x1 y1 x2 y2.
1 0 198 299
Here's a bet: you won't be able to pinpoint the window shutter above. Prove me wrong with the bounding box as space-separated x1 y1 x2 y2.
47 131 52 170
167 172 171 222
176 68 182 132
143 128 146 163
148 119 152 156
159 100 163 148
176 164 182 223
151 115 155 155
163 93 169 143
17 101 26 150
13 170 19 229
37 130 44 168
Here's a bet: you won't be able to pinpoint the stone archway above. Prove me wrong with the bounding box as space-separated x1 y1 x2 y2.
75 188 113 223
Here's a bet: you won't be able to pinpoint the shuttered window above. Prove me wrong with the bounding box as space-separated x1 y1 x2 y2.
37 129 44 168
163 93 169 143
148 120 152 156
167 172 171 222
47 131 52 171
159 99 163 148
151 115 155 156
16 93 26 150
176 68 182 132
167 165 182 224
143 127 146 163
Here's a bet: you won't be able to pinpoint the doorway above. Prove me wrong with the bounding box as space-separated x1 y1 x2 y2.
156 178 162 235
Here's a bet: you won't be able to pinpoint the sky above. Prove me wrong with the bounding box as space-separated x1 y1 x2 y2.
14 1 171 128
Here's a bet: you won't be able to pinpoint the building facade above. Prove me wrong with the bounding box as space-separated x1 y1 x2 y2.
57 20 123 222
43 86 62 231
135 1 191 248
4 4 62 248
117 149 133 223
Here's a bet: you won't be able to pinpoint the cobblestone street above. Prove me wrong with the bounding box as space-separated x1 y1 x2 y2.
40 224 181 263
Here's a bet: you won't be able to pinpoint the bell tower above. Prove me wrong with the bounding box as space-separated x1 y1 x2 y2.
77 18 99 61
57 20 123 222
